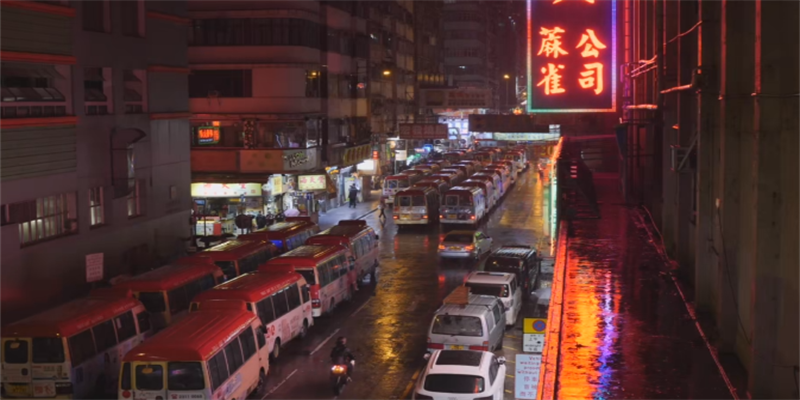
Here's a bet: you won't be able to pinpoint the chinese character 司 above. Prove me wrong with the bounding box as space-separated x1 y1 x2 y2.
576 29 607 58
537 27 568 59
579 62 604 94
537 63 566 95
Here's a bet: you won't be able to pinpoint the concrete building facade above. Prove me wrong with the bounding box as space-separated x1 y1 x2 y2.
622 0 799 397
1 0 192 324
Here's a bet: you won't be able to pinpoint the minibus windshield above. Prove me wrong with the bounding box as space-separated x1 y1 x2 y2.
138 292 166 313
431 315 482 337
168 362 205 390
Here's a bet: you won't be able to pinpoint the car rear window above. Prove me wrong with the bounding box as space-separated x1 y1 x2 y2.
431 315 482 337
32 337 65 363
138 292 166 313
424 374 485 393
3 340 28 364
136 364 164 390
398 196 412 207
445 234 473 244
466 282 509 297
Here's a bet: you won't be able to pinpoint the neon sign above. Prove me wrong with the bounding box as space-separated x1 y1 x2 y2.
527 0 617 113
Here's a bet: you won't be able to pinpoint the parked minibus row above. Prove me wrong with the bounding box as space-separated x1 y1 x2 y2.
388 146 530 227
1 217 380 400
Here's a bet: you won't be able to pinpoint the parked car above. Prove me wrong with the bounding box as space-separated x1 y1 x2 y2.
413 350 506 400
437 230 493 260
484 245 540 298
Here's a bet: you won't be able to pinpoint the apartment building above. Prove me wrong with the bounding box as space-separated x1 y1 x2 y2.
0 0 192 324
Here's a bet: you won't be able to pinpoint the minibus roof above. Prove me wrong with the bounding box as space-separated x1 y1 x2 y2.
193 272 302 304
3 291 140 338
123 310 255 362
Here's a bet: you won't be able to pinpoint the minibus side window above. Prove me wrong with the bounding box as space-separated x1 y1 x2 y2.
286 285 301 310
256 327 266 349
272 290 289 318
136 311 151 333
256 297 275 325
301 284 310 303
207 352 229 390
223 338 244 373
238 328 256 360
68 330 96 366
3 340 28 364
92 320 118 353
168 362 205 390
135 364 163 390
114 311 137 342
353 240 363 258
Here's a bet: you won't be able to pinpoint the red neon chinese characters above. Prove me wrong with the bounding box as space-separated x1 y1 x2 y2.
553 0 595 3
537 63 566 95
579 62 604 94
576 29 607 58
537 27 569 59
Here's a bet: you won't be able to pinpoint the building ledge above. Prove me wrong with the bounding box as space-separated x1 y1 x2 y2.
1 1 75 17
0 116 78 129
0 51 76 65
146 11 191 26
150 112 192 120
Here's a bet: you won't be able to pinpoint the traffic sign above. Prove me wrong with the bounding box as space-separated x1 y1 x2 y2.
523 318 547 334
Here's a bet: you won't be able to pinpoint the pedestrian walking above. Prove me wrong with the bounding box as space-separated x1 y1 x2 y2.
255 212 267 229
348 184 359 208
378 198 387 223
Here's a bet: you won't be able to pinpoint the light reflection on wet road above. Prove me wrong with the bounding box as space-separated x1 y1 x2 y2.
260 170 552 399
555 175 733 400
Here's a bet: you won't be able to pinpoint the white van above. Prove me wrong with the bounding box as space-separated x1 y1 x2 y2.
464 271 522 326
427 289 506 352
440 186 487 226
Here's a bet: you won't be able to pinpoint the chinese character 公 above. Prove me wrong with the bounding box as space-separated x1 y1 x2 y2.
537 63 566 95
579 62 604 94
537 27 569 59
576 29 607 58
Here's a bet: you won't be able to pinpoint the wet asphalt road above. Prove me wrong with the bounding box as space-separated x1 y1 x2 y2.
258 169 553 400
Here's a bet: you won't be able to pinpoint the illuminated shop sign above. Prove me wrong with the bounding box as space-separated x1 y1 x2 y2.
191 183 262 198
527 0 617 113
298 175 327 191
196 122 220 145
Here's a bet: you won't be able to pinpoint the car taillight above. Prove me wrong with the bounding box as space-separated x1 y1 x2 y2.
438 245 445 250
439 215 444 219
55 382 73 395
423 215 428 219
393 215 398 219
465 245 474 251
468 345 488 351
470 215 476 220
121 390 131 398
427 343 444 349
312 299 321 308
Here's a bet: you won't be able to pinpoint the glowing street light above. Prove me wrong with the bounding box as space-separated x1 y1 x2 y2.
503 74 511 80
383 70 391 76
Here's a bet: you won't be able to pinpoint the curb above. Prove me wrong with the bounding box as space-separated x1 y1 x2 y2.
356 208 379 220
537 220 569 400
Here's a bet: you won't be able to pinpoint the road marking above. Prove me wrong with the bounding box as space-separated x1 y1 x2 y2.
506 374 515 378
505 334 520 339
505 358 515 363
503 346 518 351
262 368 297 399
351 298 373 317
505 389 513 394
401 366 425 399
310 328 341 356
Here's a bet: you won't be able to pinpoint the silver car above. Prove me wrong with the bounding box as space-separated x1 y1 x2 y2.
438 230 493 260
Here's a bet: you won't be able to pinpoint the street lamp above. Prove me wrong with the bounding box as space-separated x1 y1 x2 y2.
503 74 511 108
383 70 391 76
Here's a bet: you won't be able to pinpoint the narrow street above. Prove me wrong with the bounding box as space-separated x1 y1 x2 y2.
258 169 554 399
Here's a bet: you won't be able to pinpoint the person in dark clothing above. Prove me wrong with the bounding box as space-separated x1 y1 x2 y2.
378 197 387 223
348 184 359 208
255 212 267 229
330 337 355 381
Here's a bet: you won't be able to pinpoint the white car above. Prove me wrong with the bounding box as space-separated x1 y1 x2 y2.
413 350 506 400
464 271 523 326
438 230 493 260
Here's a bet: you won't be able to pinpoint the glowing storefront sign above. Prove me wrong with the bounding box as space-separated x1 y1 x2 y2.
527 0 617 113
191 183 262 198
298 175 327 191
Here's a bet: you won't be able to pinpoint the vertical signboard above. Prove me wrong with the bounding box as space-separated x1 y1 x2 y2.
527 0 617 113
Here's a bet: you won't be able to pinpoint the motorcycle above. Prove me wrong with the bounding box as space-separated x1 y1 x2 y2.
330 360 355 395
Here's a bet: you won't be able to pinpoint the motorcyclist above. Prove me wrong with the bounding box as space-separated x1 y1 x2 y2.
330 337 355 382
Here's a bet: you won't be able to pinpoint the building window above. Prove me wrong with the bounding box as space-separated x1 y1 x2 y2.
127 179 143 218
120 0 144 37
1 63 68 119
190 18 321 49
84 67 112 115
123 70 146 114
82 1 109 33
88 186 105 227
1 193 78 247
306 70 320 98
189 70 252 98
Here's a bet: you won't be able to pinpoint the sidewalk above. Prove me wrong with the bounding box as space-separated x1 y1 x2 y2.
318 198 379 230
547 173 736 399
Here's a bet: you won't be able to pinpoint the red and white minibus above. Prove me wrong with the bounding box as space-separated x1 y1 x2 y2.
191 272 313 360
430 172 462 186
446 164 475 178
470 151 496 166
489 161 517 183
418 163 443 173
191 239 278 280
393 187 440 226
409 165 434 175
113 260 225 331
305 220 379 286
382 174 422 204
440 186 488 227
414 178 451 195
473 171 506 198
442 151 465 163
259 245 354 317
3 290 151 399
239 217 320 253
460 179 496 210
503 150 528 171
119 306 269 400
483 165 512 190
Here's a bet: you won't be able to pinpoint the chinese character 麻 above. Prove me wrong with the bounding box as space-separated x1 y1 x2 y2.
579 62 604 94
537 63 566 95
537 27 569 59
576 29 607 58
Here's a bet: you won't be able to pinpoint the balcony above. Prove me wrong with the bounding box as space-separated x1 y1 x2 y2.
191 147 321 174
190 97 322 115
